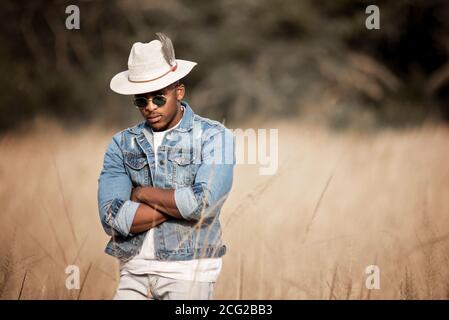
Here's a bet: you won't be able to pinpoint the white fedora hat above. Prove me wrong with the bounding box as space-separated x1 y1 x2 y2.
110 33 197 95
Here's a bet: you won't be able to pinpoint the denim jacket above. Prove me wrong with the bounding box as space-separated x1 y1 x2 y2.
97 101 235 262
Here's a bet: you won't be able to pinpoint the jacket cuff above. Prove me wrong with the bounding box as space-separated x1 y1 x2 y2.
106 199 140 237
174 185 205 220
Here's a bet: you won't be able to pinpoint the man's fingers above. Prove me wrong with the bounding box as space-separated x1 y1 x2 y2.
131 187 140 201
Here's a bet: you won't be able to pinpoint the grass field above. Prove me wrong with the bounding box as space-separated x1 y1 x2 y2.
1 119 448 299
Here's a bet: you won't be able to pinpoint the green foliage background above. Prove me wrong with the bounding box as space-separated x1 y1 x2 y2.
1 0 448 131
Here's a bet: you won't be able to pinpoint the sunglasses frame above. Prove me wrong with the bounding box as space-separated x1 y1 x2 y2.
133 82 181 109
133 95 167 108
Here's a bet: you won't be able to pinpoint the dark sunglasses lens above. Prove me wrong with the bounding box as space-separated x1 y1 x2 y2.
134 97 148 108
152 95 166 107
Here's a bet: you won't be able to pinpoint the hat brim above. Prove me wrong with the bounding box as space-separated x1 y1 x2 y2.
110 59 197 95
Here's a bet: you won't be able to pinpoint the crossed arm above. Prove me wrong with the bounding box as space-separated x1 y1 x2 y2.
129 187 182 234
98 128 234 238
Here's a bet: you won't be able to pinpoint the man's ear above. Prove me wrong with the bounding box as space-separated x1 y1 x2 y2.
176 83 185 100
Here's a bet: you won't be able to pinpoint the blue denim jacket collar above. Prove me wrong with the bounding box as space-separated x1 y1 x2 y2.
127 100 194 136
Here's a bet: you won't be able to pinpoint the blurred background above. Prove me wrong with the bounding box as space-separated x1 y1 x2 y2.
1 0 449 131
1 0 449 300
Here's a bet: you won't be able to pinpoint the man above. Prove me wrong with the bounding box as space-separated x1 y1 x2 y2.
97 33 235 300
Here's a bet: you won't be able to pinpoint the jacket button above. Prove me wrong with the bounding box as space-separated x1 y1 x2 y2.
159 159 164 166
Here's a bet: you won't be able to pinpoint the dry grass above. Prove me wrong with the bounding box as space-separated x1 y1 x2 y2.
0 118 448 299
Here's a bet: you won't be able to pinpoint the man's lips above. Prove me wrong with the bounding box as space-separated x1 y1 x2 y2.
147 115 162 124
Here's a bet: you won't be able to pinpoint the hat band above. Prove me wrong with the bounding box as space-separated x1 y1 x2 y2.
128 63 178 83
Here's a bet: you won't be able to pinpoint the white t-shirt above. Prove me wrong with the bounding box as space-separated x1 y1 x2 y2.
120 108 222 282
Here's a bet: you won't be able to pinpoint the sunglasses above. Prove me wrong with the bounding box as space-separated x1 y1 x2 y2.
133 95 167 108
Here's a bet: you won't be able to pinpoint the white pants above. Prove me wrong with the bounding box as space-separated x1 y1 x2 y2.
113 273 216 300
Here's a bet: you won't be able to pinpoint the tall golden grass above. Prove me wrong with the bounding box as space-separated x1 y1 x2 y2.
0 118 448 299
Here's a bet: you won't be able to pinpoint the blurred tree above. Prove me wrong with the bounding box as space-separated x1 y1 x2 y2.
0 0 448 131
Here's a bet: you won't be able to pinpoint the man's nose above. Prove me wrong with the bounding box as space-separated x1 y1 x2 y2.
145 100 158 112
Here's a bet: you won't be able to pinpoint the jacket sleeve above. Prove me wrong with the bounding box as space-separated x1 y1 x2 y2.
174 127 235 221
97 133 140 237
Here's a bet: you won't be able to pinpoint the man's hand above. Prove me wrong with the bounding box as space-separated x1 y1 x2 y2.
130 203 170 234
131 186 183 219
129 187 172 234
131 186 144 202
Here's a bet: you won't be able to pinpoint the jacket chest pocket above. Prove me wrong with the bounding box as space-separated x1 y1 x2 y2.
123 152 150 186
167 148 199 187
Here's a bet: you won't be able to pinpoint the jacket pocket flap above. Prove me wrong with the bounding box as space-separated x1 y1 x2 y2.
123 152 147 170
167 148 193 166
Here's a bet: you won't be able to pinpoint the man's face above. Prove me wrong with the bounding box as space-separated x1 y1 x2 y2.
134 82 185 131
